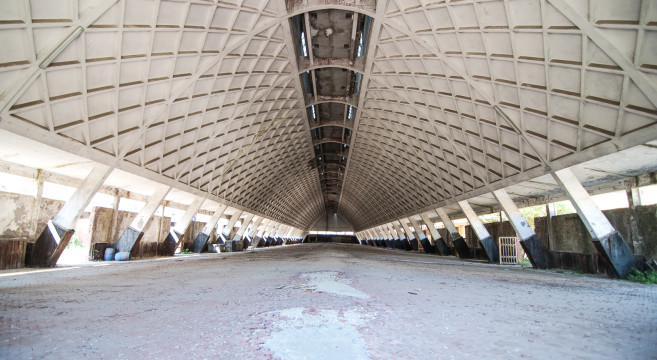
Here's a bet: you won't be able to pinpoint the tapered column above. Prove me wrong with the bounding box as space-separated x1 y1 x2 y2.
245 216 264 246
251 219 271 248
392 221 411 250
232 213 255 240
30 163 113 267
458 200 499 263
409 217 435 254
399 218 419 251
220 210 243 243
193 203 227 252
419 212 449 255
387 223 402 249
493 189 549 268
553 168 634 278
381 225 393 249
163 196 205 255
115 184 170 253
436 208 471 258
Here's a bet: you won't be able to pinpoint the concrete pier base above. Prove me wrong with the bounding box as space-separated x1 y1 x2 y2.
409 238 419 251
519 234 550 269
193 232 210 253
593 231 635 278
479 236 499 264
420 239 435 253
115 226 144 254
452 237 471 258
161 230 181 256
434 238 450 256
28 221 74 267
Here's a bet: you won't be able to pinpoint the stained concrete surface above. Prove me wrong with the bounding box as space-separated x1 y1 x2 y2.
1 244 656 359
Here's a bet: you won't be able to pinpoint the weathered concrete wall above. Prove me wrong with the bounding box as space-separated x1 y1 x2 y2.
89 207 171 260
181 221 207 251
0 191 65 269
0 191 63 241
533 206 657 259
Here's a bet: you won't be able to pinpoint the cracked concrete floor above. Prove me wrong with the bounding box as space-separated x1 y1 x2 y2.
1 243 656 359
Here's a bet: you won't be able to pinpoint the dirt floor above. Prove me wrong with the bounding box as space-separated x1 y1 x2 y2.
1 243 656 359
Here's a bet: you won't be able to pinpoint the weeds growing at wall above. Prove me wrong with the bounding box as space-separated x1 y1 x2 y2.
627 269 657 284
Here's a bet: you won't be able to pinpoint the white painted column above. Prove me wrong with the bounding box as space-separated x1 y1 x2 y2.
458 200 499 263
54 163 113 229
419 212 449 255
192 203 227 253
232 213 255 240
436 208 471 258
115 184 170 253
399 218 419 251
221 210 243 240
31 163 113 267
552 168 634 278
493 189 550 268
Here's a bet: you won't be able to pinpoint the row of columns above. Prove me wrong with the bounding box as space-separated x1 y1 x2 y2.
357 168 635 278
28 164 307 267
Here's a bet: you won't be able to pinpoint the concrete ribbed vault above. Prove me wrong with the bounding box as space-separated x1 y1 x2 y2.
1 0 656 232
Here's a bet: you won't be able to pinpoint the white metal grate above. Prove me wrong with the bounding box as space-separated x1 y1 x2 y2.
498 236 521 265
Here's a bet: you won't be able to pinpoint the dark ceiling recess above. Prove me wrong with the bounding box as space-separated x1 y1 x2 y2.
291 9 372 215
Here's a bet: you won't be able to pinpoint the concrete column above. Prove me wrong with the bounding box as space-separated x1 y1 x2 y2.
262 222 276 246
232 213 255 240
376 226 388 248
546 202 556 251
251 219 271 248
30 163 113 267
392 221 411 250
458 200 499 263
366 229 376 246
399 218 419 251
493 189 549 268
356 231 363 245
192 203 227 252
387 223 401 249
283 226 294 245
381 225 393 249
409 217 435 254
115 184 170 254
626 184 643 255
553 168 634 278
436 208 471 258
419 212 449 255
221 210 243 242
163 196 205 255
245 216 264 245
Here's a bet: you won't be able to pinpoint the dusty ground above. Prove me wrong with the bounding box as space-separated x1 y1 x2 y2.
1 243 656 359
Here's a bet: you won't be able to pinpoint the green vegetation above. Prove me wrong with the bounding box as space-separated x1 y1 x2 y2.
180 248 193 254
627 269 657 284
65 234 83 249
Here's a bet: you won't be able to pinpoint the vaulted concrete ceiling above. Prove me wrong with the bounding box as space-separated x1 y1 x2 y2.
0 0 656 231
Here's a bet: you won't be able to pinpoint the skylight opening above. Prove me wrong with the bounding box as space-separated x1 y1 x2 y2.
357 33 364 57
347 106 354 120
301 31 308 57
311 105 316 119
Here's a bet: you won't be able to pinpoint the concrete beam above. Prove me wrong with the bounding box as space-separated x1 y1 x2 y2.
115 184 170 253
493 189 550 269
458 200 499 264
436 208 471 258
233 213 255 240
552 168 634 278
29 163 112 267
419 212 449 255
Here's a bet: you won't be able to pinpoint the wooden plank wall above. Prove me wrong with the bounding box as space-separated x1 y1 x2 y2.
0 240 27 270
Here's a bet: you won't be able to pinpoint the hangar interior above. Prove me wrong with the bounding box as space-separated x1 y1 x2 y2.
2 0 657 358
